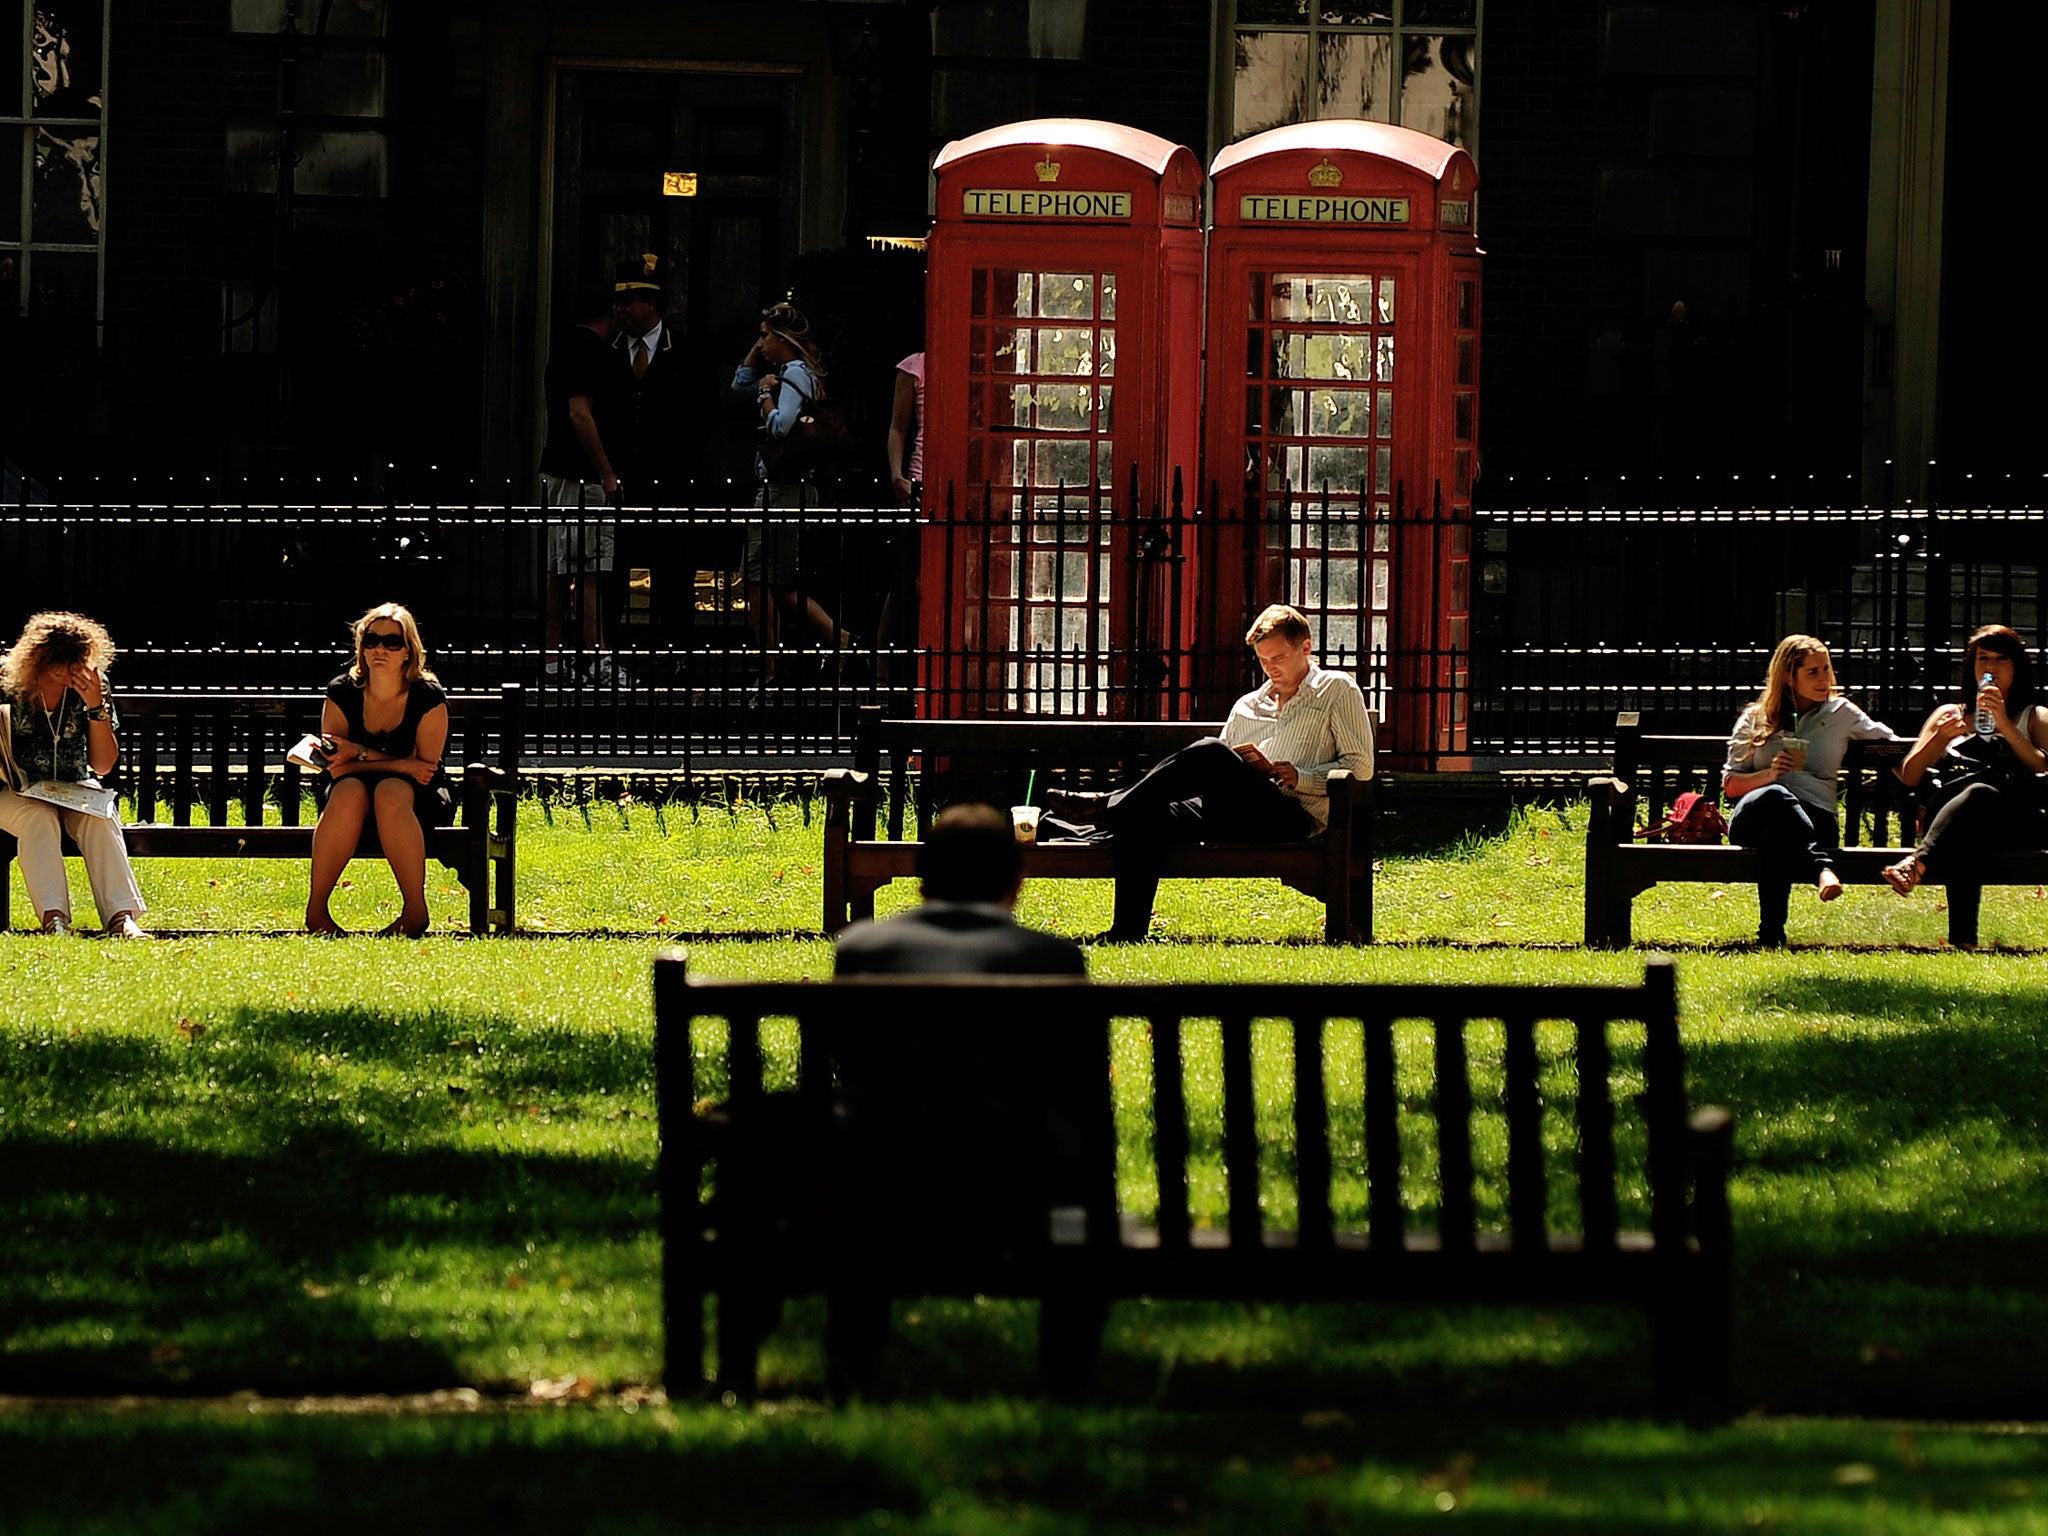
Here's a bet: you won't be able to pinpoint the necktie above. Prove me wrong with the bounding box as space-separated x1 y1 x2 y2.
632 338 649 381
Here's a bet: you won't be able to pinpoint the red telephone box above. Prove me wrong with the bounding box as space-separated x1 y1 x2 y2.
921 119 1204 718
1204 121 1480 767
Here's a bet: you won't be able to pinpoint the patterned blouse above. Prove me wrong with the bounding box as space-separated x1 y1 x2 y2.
5 687 118 784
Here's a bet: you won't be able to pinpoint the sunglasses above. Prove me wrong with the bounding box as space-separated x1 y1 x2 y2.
361 631 409 652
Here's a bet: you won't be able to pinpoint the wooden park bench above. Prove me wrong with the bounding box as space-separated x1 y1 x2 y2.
1 686 523 934
821 707 1378 942
1584 709 2048 946
655 952 1735 1419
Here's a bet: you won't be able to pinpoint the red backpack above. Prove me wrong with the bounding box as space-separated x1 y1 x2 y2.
1637 790 1728 845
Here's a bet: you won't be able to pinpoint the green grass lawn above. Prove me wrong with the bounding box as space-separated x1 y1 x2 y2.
4 798 2048 1530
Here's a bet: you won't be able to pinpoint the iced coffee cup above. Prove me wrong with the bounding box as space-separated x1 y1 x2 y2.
1780 734 1807 772
1011 805 1041 843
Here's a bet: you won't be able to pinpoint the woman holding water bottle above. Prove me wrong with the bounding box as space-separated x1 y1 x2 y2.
1722 634 1896 946
1882 625 2048 946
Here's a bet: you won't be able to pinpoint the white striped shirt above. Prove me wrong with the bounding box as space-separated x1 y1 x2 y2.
1220 665 1376 829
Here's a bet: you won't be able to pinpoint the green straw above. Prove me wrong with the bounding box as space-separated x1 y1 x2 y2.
1025 769 1038 807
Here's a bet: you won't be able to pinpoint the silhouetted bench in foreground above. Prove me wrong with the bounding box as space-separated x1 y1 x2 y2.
655 952 1734 1419
1 686 522 934
822 708 1377 942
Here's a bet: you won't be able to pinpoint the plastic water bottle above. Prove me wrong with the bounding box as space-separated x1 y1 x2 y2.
1975 672 1997 737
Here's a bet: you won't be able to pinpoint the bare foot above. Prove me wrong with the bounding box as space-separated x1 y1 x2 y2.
1881 857 1923 898
1816 868 1844 902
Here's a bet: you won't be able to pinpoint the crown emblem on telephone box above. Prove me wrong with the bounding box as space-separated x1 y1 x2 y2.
1306 158 1343 188
1035 155 1062 182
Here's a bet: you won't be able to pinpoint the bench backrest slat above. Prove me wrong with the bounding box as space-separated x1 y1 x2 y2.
173 714 195 826
209 719 232 826
1433 1016 1477 1253
1292 1016 1333 1252
1220 1012 1262 1252
136 718 160 823
1575 1018 1619 1250
1502 1013 1548 1251
1151 1016 1193 1250
1363 1019 1404 1250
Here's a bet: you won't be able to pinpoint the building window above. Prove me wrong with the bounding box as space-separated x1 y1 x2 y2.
4 1 109 325
1225 1 1479 156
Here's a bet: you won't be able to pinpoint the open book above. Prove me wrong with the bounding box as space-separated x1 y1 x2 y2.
15 779 119 821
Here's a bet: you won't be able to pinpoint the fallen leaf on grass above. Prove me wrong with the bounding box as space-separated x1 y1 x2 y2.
504 1273 525 1291
1523 854 1553 867
176 1017 205 1042
302 1281 334 1300
1435 890 1456 901
530 1373 597 1402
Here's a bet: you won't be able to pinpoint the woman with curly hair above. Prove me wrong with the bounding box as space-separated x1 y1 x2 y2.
0 611 148 936
1721 633 1895 946
305 602 453 937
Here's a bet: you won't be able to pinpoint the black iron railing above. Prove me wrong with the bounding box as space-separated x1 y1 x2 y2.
4 476 2041 764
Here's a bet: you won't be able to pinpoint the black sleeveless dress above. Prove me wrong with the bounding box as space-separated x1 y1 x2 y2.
313 674 455 828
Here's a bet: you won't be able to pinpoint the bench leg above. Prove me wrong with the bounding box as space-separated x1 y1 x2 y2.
468 860 488 936
715 1286 777 1400
1039 1292 1108 1398
824 1290 890 1400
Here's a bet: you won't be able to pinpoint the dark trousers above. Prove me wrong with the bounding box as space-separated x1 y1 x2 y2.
1917 781 2047 945
1728 784 1839 944
1102 737 1316 938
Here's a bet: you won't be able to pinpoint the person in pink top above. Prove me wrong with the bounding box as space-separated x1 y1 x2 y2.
887 351 924 508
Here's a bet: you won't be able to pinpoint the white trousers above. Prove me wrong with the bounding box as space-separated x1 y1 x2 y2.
0 787 147 925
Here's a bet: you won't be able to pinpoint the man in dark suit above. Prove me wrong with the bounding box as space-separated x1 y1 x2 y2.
834 803 1086 976
608 252 700 507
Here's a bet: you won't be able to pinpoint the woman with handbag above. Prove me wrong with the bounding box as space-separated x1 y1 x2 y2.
732 301 858 691
0 612 148 936
1882 625 2048 946
1722 634 1895 946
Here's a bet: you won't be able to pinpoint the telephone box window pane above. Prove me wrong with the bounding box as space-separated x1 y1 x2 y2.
1234 31 1309 139
1400 38 1475 151
1269 446 1304 492
1274 331 1371 380
3 138 22 241
1378 276 1395 324
1033 439 1092 489
1271 273 1372 323
1372 561 1391 610
1101 273 1116 320
1097 384 1113 431
1456 334 1475 384
1098 327 1116 377
1035 272 1093 320
968 385 988 430
1245 389 1263 435
992 326 1030 371
1376 387 1394 439
1375 334 1395 381
970 268 989 318
1248 270 1266 321
1321 1 1392 21
1406 0 1476 23
1316 515 1361 551
1450 559 1469 611
1455 448 1473 497
970 325 988 374
967 437 985 484
1238 0 1309 20
1374 446 1391 494
33 126 101 239
1009 271 1035 316
1317 33 1393 122
1307 446 1367 491
1036 383 1092 431
1269 387 1301 434
33 5 101 119
1033 329 1093 376
1247 328 1266 378
1372 505 1391 549
1454 392 1475 442
1457 279 1476 329
1310 390 1371 437
29 248 94 318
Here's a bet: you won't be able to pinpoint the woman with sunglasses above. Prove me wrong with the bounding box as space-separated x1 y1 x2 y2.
305 603 452 937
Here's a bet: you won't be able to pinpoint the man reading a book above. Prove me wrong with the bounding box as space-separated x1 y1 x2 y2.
1042 603 1374 940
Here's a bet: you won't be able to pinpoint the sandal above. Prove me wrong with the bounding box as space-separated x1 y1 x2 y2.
1882 856 1924 897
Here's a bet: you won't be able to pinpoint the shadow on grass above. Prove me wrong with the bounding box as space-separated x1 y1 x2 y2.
3 1401 2041 1535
